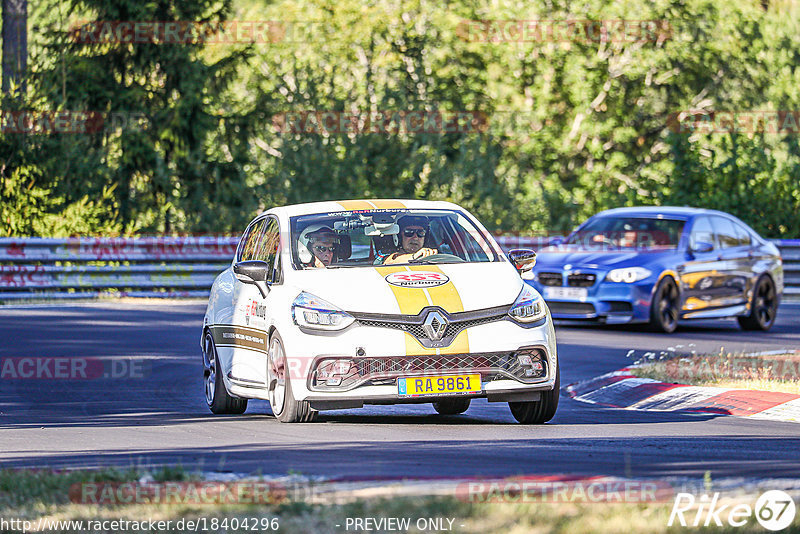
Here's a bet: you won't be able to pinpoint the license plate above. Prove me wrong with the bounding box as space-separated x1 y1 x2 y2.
398 374 481 397
544 287 588 301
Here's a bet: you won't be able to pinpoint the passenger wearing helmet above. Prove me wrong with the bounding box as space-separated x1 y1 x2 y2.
300 226 339 268
378 215 438 265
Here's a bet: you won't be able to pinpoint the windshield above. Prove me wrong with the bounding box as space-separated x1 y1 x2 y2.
290 209 499 269
566 216 686 250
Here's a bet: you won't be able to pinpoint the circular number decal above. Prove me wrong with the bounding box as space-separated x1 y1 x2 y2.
385 271 450 288
755 490 796 531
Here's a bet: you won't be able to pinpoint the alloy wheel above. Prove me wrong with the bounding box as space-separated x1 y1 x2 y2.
754 277 777 328
658 279 679 332
267 337 287 415
203 333 216 406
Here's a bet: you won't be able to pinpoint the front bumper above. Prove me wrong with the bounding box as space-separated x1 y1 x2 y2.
279 313 559 405
527 279 656 323
304 376 555 410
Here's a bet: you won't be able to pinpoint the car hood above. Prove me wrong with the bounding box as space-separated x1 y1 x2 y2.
290 262 523 315
534 247 674 270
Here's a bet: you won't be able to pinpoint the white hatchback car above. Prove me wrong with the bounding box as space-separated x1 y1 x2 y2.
202 200 559 423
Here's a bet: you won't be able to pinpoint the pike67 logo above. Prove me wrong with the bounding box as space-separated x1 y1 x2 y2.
669 490 796 531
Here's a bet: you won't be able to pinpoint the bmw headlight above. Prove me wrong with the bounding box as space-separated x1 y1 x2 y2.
292 292 355 331
508 284 547 323
606 267 652 283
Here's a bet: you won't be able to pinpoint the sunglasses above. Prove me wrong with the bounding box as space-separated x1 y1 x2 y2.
312 245 336 254
403 229 427 238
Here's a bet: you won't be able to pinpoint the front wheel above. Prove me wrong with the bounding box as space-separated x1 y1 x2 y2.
203 332 247 415
738 275 778 331
267 333 317 423
649 277 680 333
508 366 559 424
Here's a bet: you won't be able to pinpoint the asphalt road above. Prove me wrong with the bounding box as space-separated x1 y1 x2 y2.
1 301 799 481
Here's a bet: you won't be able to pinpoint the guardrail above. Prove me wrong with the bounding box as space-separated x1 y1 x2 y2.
0 236 797 302
0 237 237 301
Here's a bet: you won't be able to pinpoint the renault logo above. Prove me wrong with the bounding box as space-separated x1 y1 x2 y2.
422 311 448 341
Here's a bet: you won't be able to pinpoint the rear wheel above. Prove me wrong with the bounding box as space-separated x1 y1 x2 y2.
649 277 680 333
203 332 247 414
508 366 559 424
267 333 317 423
433 398 471 415
738 276 778 331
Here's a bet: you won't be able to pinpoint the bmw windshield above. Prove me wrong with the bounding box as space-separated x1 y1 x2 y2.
565 216 686 250
290 209 500 269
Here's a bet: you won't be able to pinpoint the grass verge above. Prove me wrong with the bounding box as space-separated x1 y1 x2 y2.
630 350 800 394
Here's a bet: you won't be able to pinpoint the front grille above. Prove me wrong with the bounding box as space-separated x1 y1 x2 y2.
567 273 596 287
354 306 509 348
538 272 563 286
310 349 549 391
548 302 596 315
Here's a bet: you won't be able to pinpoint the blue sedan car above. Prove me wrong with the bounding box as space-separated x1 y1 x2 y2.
528 207 783 333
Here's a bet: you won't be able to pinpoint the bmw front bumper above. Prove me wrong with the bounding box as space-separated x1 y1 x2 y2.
527 279 657 324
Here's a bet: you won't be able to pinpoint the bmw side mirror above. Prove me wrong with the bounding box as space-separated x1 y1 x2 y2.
690 241 714 255
234 261 271 298
508 249 537 273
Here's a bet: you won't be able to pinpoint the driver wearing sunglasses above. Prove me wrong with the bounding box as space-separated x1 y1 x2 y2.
305 227 339 268
379 215 438 265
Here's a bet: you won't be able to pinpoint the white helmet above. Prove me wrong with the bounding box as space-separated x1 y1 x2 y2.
298 224 337 264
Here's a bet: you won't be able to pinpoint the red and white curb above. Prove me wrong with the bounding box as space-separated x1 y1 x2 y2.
565 368 800 423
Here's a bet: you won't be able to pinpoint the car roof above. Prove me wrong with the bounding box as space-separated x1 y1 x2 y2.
592 206 736 219
263 199 463 218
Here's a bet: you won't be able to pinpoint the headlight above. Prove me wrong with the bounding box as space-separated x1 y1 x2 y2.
606 267 652 283
292 292 355 331
508 284 547 323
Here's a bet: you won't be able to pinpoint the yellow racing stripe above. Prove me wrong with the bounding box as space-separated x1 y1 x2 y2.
337 200 375 211
371 199 407 209
410 265 464 314
375 265 469 356
375 265 430 316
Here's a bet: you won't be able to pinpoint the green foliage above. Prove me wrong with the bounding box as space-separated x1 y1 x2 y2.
2 0 800 237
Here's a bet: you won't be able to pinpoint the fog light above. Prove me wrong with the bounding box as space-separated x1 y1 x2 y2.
525 368 536 377
316 359 355 386
517 354 533 366
531 361 544 372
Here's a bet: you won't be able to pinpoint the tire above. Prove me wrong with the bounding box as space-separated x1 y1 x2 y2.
267 332 317 423
738 275 779 331
203 331 247 415
508 365 559 424
433 398 471 415
649 276 680 333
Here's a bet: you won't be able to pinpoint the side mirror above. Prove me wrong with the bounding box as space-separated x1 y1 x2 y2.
690 241 714 254
508 249 537 273
234 261 271 298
